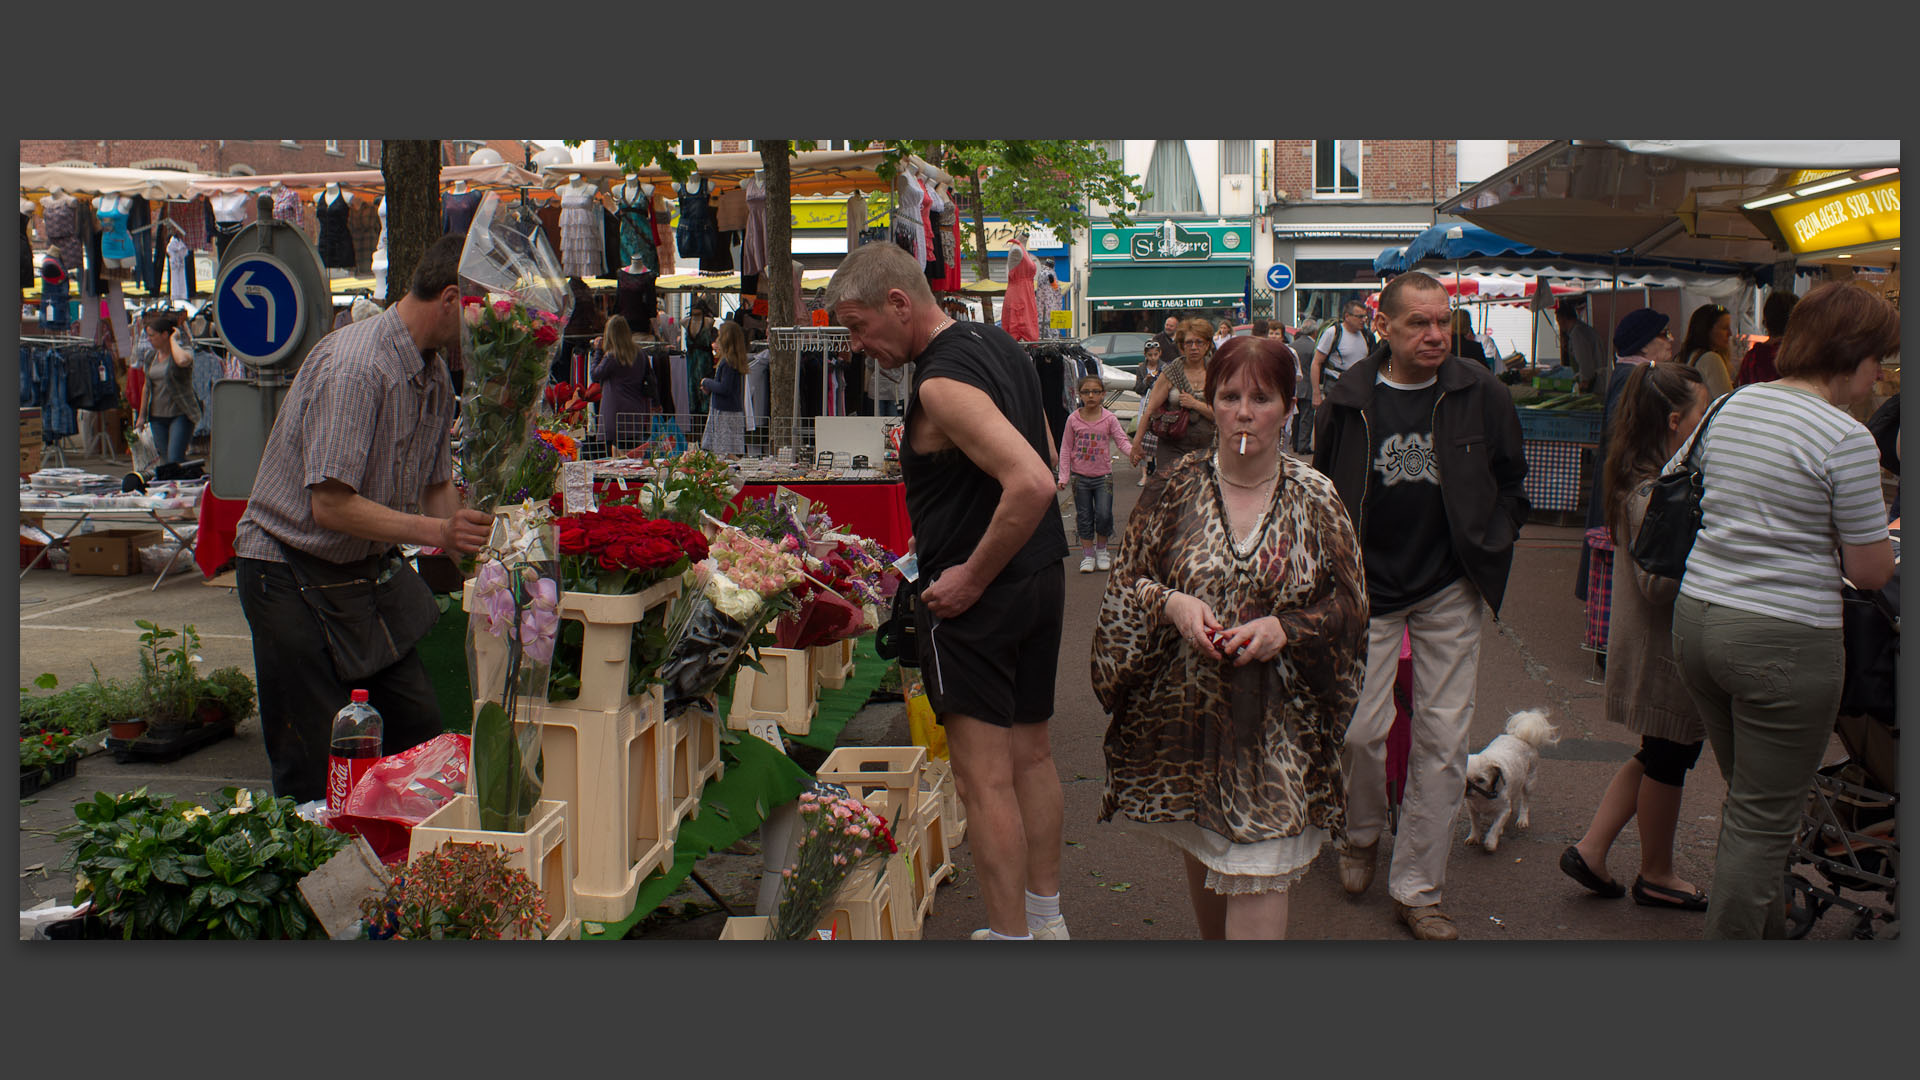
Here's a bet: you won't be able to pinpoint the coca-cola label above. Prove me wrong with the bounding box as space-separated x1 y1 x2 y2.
327 755 375 816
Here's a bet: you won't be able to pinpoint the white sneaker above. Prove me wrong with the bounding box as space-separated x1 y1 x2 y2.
1028 915 1070 940
1078 556 1095 573
970 928 1035 940
1136 474 1147 487
1094 551 1111 571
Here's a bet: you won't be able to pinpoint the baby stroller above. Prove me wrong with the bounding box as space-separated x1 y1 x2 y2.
1783 530 1900 940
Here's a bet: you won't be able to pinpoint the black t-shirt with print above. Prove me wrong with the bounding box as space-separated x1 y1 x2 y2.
1361 374 1461 614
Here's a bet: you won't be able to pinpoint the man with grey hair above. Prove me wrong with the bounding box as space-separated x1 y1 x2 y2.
827 241 1071 941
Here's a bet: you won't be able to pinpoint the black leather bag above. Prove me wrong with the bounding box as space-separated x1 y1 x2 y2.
873 577 920 668
280 544 439 682
1629 389 1742 580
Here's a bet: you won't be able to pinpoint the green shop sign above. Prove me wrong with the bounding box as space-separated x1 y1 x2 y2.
1092 222 1251 263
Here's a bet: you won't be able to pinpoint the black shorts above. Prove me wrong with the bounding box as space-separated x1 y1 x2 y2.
918 561 1064 727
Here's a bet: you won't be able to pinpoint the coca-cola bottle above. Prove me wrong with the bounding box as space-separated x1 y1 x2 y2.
326 689 384 818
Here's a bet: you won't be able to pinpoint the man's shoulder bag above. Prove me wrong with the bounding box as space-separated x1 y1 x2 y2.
1629 388 1742 580
279 542 440 682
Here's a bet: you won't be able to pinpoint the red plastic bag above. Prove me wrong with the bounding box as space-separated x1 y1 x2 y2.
329 733 472 864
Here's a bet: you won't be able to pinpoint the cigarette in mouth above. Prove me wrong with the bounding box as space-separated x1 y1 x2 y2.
1238 433 1247 454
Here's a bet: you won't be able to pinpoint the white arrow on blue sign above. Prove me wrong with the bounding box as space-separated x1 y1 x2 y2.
214 253 306 366
1265 262 1294 290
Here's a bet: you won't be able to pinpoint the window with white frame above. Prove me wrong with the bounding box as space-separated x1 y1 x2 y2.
1139 140 1202 214
358 140 372 164
1222 140 1253 175
1313 140 1361 196
324 140 340 154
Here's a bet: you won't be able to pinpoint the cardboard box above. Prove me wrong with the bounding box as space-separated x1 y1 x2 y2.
20 410 43 447
68 528 164 576
21 442 42 476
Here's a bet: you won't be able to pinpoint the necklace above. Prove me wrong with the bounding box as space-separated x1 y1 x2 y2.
927 317 955 343
1214 450 1280 490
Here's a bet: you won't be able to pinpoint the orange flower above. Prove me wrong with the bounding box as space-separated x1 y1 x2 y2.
537 430 578 461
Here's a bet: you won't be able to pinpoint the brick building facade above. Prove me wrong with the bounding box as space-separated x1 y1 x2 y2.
21 139 387 175
1269 139 1553 203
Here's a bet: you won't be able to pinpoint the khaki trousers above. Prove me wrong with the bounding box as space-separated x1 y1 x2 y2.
1342 578 1485 908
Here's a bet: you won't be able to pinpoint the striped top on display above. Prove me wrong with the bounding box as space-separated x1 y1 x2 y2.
1678 383 1890 629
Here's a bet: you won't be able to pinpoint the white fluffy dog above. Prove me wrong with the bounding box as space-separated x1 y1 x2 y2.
1461 709 1560 852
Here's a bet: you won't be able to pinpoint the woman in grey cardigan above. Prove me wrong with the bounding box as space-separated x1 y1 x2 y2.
1560 362 1714 911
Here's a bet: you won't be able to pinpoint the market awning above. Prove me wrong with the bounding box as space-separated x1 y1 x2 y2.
185 162 542 195
1087 265 1246 309
537 150 949 197
21 164 219 199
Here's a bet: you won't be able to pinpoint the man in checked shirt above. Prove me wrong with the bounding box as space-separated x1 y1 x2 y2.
233 234 493 804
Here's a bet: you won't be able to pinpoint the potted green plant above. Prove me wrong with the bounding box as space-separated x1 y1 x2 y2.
195 667 257 727
20 727 84 796
132 620 204 737
59 786 346 939
21 668 143 741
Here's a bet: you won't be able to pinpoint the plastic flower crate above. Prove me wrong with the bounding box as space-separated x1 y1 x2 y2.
910 790 954 923
921 757 966 845
726 647 817 735
817 859 898 941
407 796 579 940
817 745 927 835
663 711 702 836
463 576 682 715
811 638 856 690
1517 407 1604 444
526 688 670 924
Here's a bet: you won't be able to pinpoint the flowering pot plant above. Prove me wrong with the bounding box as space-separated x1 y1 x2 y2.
360 841 551 940
59 786 346 939
605 449 737 529
455 193 571 514
543 505 709 702
773 783 898 940
466 511 559 833
21 727 83 780
656 527 807 717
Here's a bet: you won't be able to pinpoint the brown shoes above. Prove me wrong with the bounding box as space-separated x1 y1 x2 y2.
1396 901 1459 941
1338 842 1377 896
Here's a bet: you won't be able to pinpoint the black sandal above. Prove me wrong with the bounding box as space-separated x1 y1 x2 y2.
1631 876 1709 911
1560 845 1626 899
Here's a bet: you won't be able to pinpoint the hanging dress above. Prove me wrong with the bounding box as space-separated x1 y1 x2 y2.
441 190 482 236
372 197 390 299
559 184 604 279
210 191 250 263
314 192 356 269
674 177 720 262
1034 260 1062 337
614 183 657 273
684 318 717 416
96 198 136 261
167 236 191 302
895 174 927 263
1001 242 1041 342
740 174 769 276
271 187 303 227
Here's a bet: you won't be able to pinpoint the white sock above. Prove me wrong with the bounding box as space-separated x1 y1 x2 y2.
988 928 1034 940
1026 890 1061 925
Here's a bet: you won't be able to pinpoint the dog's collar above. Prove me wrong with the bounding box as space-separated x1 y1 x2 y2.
1467 774 1504 800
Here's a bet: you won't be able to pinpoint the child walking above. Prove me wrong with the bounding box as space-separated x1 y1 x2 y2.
1058 374 1133 573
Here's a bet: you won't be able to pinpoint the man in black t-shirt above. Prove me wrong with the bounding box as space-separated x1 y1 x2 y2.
828 242 1072 942
1313 271 1529 942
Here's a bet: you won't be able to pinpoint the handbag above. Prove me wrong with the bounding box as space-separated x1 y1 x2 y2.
1628 388 1742 579
279 543 440 682
1149 401 1190 441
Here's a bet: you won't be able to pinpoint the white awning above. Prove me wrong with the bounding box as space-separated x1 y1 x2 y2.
21 164 218 199
186 162 542 194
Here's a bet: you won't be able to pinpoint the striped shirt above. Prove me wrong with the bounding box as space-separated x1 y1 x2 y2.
1678 383 1889 629
234 306 455 565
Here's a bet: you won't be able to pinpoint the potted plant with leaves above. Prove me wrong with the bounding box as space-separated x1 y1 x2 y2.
20 668 141 740
130 620 205 739
195 667 257 727
359 841 552 940
59 786 346 939
20 726 84 796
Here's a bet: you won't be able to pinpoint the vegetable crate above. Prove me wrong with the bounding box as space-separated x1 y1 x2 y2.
527 688 670 924
726 646 817 735
922 757 966 845
408 796 579 940
817 745 927 838
818 859 899 941
463 576 682 715
810 637 856 690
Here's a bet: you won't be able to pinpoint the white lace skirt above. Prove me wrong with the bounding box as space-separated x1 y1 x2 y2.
560 205 603 278
1121 817 1327 895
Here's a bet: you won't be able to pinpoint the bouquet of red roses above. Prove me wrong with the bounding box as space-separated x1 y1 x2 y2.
556 504 708 596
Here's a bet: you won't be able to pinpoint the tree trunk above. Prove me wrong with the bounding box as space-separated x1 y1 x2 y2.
968 169 994 325
761 141 796 451
382 140 441 304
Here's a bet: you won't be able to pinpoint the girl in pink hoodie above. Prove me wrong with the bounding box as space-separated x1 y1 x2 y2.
1058 374 1134 572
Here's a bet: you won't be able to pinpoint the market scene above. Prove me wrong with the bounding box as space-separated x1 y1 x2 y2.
14 138 1900 942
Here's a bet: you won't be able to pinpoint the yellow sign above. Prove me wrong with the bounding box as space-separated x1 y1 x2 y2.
668 197 889 232
1771 179 1901 254
1049 309 1073 330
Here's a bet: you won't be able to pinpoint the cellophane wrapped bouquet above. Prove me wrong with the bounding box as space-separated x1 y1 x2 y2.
456 193 572 513
656 527 806 717
465 508 559 833
773 782 898 940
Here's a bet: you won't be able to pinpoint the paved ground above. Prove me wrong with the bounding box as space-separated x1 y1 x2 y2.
15 452 1891 940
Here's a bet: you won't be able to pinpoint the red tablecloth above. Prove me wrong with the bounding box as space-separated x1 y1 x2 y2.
195 489 248 578
727 481 911 555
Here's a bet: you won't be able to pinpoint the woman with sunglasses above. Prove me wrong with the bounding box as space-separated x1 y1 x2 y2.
1130 318 1219 511
1676 303 1735 398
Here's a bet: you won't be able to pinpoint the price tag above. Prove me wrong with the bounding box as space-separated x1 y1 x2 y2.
1048 309 1072 330
745 717 787 754
562 461 596 515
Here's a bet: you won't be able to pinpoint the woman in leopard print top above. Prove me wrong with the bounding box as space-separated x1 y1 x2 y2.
1093 337 1367 939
